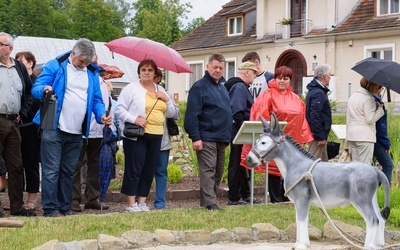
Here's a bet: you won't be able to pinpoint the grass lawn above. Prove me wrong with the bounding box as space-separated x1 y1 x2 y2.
1 187 399 249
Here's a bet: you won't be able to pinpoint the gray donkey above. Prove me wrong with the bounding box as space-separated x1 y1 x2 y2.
246 113 390 250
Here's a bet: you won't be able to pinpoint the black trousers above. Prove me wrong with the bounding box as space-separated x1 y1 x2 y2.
72 138 103 204
227 143 250 201
121 134 162 197
268 174 290 203
20 124 40 193
0 118 24 213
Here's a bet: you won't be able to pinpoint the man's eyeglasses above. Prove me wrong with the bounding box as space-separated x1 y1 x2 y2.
0 42 11 47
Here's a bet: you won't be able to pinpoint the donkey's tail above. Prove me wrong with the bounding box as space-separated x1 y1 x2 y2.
377 170 391 220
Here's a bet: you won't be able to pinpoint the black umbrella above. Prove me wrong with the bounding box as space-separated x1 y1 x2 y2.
351 57 400 94
98 124 117 211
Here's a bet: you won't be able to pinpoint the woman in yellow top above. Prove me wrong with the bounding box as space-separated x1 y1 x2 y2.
115 59 176 212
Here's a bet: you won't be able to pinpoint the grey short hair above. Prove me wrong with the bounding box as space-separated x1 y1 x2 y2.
0 32 14 46
314 64 331 79
72 38 96 61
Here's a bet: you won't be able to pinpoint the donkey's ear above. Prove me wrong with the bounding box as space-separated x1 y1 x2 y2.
270 113 280 135
260 115 271 133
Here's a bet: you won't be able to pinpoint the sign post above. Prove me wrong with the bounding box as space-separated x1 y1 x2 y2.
331 125 347 149
233 121 287 206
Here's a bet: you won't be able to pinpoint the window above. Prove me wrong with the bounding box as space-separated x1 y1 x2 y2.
378 0 400 15
186 61 204 91
225 60 235 80
364 44 394 60
228 16 243 36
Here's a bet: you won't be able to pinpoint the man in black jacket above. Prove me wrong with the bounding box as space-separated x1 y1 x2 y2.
225 62 258 205
184 53 232 210
0 32 36 217
305 64 332 161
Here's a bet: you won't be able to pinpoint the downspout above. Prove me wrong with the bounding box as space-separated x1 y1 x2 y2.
335 0 339 26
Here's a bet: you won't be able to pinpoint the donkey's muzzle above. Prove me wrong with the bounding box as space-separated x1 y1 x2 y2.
246 152 260 168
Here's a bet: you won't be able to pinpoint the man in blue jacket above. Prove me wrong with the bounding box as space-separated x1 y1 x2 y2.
31 38 112 217
305 64 332 161
184 53 232 210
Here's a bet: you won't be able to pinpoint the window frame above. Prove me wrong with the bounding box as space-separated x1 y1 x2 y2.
364 43 395 60
227 16 243 36
186 60 204 91
224 57 237 81
377 0 400 15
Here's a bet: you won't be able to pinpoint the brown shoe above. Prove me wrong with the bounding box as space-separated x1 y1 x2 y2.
72 203 82 212
84 201 109 210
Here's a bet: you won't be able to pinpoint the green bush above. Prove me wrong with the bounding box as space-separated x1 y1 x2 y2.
168 163 184 184
116 149 124 165
178 101 199 175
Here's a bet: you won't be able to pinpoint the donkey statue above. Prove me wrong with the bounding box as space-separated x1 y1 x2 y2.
246 113 390 250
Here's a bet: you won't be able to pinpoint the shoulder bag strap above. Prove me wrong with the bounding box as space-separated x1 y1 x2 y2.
145 99 158 119
127 84 159 120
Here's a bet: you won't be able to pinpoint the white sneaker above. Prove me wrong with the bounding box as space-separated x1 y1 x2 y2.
126 203 141 213
138 202 150 212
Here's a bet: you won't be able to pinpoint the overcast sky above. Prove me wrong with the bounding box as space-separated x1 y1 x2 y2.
125 0 231 26
180 0 231 25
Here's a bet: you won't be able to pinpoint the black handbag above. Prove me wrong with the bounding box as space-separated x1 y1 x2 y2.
123 98 158 138
166 118 179 136
327 141 340 160
123 122 144 137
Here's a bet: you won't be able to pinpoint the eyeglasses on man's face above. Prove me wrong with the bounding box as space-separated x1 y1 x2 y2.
0 42 11 47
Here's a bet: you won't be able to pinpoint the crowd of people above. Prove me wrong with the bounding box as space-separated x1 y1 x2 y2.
0 31 395 216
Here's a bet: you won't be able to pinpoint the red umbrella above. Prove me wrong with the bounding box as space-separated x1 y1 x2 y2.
98 64 124 80
105 36 193 74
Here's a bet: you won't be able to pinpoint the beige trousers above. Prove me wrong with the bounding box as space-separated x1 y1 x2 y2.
308 140 328 161
348 140 374 165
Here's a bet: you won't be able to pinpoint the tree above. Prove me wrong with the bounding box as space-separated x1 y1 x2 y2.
0 0 11 32
0 0 128 41
129 0 162 35
129 0 192 45
7 0 54 37
182 17 205 36
69 0 126 42
105 0 131 40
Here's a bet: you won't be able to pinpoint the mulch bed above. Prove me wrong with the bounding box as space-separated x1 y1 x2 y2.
0 175 265 217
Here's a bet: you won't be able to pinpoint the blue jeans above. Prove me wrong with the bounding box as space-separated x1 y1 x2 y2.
154 150 170 208
41 129 83 216
373 145 394 185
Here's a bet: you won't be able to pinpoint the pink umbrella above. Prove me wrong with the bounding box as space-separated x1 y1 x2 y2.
105 36 193 74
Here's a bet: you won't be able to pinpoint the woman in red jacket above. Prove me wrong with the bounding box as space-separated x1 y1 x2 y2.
241 66 313 203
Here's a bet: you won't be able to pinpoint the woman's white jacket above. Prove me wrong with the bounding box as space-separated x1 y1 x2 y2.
346 87 384 142
115 81 175 139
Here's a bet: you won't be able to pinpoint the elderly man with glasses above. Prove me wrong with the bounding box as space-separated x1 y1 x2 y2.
0 32 36 217
305 64 333 162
